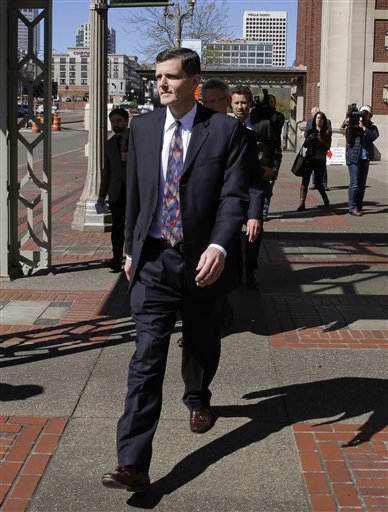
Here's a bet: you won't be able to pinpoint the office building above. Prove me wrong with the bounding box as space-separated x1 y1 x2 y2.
76 22 116 54
52 48 142 99
243 11 287 66
206 39 273 68
18 8 40 55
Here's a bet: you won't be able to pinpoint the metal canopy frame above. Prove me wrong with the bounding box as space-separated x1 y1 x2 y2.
6 1 52 278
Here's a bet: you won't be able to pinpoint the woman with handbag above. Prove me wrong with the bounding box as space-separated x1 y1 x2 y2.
297 111 332 211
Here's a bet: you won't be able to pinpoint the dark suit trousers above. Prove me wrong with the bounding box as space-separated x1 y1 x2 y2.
108 185 126 263
116 238 224 470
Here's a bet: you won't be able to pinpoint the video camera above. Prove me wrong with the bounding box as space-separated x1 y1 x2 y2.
347 103 367 127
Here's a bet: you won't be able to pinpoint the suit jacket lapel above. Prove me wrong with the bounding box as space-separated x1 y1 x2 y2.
149 109 165 181
183 104 210 174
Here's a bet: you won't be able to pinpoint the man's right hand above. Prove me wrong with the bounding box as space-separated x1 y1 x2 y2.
124 258 132 282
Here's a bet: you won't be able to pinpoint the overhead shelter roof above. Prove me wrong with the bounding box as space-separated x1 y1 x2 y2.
138 66 307 88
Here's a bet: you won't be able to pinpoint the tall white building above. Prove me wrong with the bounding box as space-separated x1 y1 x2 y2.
18 8 40 55
76 22 116 54
243 11 287 67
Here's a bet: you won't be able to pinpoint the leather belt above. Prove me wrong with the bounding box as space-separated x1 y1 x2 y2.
146 237 184 255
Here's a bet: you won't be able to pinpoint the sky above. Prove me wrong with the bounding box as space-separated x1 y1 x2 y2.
52 0 298 66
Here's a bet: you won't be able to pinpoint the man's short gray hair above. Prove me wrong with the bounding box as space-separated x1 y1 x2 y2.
311 106 319 116
202 78 230 96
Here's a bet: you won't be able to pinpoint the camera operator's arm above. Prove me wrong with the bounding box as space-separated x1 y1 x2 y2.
359 119 379 142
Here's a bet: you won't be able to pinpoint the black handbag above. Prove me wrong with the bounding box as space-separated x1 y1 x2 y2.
291 147 309 177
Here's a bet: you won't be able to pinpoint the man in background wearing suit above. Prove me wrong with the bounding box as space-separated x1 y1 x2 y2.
101 48 250 493
230 85 280 289
97 108 129 272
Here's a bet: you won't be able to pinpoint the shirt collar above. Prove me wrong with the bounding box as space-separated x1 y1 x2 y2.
165 103 197 133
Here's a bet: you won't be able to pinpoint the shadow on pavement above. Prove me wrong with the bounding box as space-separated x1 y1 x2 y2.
0 383 44 401
127 377 388 509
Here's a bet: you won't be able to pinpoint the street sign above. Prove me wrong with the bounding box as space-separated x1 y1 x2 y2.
109 0 170 7
108 79 127 95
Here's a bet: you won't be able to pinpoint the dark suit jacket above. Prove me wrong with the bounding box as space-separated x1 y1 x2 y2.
125 103 250 298
99 134 127 203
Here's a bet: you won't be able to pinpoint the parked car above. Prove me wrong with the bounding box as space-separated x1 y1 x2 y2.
17 104 28 117
119 103 130 111
64 97 72 102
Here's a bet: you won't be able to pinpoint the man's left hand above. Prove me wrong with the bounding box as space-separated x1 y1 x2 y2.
195 247 225 287
246 219 263 243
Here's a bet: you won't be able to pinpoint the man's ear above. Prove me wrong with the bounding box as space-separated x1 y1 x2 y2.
192 74 201 89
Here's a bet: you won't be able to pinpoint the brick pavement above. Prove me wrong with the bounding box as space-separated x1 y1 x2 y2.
2 149 387 510
293 423 388 512
0 417 67 512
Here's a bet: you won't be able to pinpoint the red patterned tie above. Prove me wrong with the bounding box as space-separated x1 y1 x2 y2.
162 121 183 246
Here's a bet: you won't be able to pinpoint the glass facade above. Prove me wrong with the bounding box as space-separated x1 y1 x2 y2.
206 41 273 68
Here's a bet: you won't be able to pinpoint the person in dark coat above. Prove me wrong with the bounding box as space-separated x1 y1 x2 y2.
97 107 129 271
230 85 279 288
101 48 250 493
343 105 379 216
297 111 331 211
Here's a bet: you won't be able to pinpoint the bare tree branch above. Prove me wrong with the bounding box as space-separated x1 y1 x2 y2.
120 0 231 65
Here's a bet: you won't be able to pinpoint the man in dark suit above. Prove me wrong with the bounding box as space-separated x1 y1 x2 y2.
97 107 129 272
101 48 250 493
230 85 280 288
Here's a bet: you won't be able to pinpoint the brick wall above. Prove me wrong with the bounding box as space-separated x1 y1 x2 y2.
375 0 388 9
295 0 323 118
374 20 388 62
372 72 388 115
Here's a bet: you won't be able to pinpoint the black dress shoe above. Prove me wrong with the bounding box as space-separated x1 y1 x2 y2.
190 408 213 433
102 465 150 493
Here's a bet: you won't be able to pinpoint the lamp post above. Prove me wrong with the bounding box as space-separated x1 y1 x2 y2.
164 0 196 48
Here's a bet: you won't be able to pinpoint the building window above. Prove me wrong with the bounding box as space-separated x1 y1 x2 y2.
81 57 88 63
60 57 66 63
81 79 88 85
60 79 66 84
69 58 76 63
81 72 87 78
81 65 88 71
69 79 75 85
60 65 66 71
60 72 66 78
69 72 75 78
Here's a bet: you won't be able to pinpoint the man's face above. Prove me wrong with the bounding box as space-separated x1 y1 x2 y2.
231 94 252 121
156 58 200 114
202 88 231 114
110 114 127 133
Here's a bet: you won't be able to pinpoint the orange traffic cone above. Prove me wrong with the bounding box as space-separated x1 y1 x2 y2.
32 114 41 133
52 112 61 131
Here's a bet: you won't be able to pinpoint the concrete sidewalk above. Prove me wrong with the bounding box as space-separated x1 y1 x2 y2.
1 151 387 512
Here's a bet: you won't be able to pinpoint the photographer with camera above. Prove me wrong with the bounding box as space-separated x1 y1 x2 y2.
343 105 379 216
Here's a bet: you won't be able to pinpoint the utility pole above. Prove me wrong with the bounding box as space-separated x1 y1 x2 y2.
164 0 196 48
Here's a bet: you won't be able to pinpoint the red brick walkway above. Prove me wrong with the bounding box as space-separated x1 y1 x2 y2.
293 423 388 512
0 416 67 512
261 295 388 349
